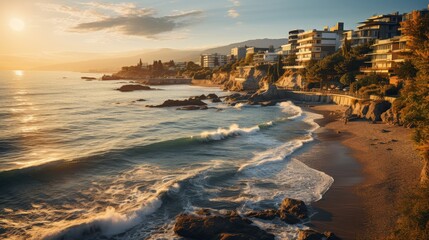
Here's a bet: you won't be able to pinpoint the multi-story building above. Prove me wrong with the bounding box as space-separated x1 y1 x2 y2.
290 22 344 68
246 47 271 55
253 51 279 65
230 47 247 61
280 29 304 56
345 12 402 47
360 36 407 76
200 53 227 69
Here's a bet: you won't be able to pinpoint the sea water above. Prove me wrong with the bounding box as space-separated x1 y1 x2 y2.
0 71 333 239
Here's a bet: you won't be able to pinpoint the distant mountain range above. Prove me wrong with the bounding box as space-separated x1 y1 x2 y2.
31 38 288 73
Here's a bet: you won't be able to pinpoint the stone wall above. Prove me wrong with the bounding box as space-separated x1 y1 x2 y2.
283 91 360 106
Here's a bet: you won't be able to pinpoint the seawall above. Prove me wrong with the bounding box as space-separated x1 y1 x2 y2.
283 91 396 106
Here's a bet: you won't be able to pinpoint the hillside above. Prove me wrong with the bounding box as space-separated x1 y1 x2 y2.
31 38 288 73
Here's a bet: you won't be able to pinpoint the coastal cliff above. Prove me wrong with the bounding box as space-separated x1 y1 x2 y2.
223 66 267 91
276 71 304 89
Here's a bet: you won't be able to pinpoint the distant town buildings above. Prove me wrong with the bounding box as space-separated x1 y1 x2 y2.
230 47 247 61
200 53 228 68
253 51 280 65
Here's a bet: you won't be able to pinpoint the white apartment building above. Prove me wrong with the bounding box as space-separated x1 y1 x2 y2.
293 22 344 68
200 53 228 68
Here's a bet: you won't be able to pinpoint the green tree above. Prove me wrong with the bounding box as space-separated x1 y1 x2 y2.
395 60 418 81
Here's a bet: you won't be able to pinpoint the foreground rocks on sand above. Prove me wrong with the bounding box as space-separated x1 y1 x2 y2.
174 210 275 240
173 198 339 239
245 198 308 224
146 98 207 108
297 229 341 240
116 84 155 92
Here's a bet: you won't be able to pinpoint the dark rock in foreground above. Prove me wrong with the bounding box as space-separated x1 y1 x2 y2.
246 209 278 220
174 211 275 240
298 229 341 240
279 198 308 222
117 84 154 92
146 99 207 108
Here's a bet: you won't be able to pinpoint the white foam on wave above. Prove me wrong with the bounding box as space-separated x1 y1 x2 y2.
27 164 214 240
200 123 260 141
279 101 303 119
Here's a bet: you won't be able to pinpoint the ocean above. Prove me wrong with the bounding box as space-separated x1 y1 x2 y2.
0 70 333 239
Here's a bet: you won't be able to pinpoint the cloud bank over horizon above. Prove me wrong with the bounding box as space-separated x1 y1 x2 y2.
40 2 203 38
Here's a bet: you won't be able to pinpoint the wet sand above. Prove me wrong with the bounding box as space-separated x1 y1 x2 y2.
296 104 422 239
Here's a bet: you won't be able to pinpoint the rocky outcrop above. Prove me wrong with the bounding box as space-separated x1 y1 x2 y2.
117 84 154 92
351 101 370 118
245 209 278 220
276 71 304 89
365 100 392 122
102 74 121 80
81 76 97 80
212 72 230 85
174 211 275 240
249 85 285 103
297 230 341 240
223 67 266 91
146 99 207 108
244 198 308 224
278 198 308 224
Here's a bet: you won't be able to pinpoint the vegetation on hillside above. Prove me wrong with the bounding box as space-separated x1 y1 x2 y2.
391 10 429 240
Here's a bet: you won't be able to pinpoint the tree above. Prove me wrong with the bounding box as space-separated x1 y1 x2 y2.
284 53 297 66
395 60 418 81
340 72 355 86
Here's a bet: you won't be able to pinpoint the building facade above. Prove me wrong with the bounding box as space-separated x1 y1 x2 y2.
291 22 344 68
345 12 402 46
360 36 407 76
230 47 247 61
200 53 228 68
280 29 304 56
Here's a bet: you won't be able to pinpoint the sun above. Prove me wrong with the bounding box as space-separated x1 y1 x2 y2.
9 18 25 32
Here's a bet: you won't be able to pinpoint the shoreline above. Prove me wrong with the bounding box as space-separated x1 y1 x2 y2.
297 103 422 239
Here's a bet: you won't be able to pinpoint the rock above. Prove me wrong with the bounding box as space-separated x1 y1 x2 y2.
207 93 219 99
365 100 392 122
102 74 120 80
297 229 341 240
278 198 308 221
352 101 371 118
147 99 207 108
117 84 153 92
212 97 222 103
136 99 146 102
381 129 391 133
246 209 278 220
250 84 282 102
81 76 96 80
174 211 275 240
176 105 208 110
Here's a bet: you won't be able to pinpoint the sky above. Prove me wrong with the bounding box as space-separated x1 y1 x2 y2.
0 0 427 68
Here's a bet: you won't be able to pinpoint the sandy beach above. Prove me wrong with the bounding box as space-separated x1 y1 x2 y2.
297 104 423 239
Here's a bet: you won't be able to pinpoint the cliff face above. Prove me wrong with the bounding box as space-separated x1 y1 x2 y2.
211 72 230 85
223 66 267 91
276 71 304 89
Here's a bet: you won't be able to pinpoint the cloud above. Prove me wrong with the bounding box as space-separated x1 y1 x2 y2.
72 11 203 38
229 0 240 7
38 2 203 38
228 9 239 18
